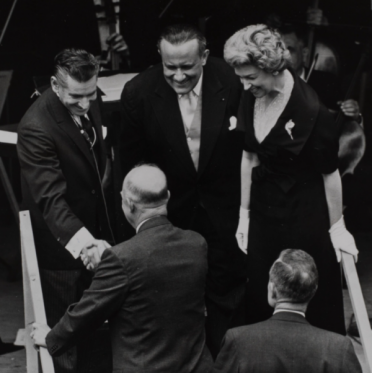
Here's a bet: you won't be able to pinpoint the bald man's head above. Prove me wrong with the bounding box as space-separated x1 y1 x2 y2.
123 164 169 208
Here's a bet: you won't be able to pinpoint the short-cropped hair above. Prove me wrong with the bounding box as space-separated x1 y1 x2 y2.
157 23 207 56
269 249 318 303
224 24 291 73
126 163 168 206
278 24 308 46
53 48 100 87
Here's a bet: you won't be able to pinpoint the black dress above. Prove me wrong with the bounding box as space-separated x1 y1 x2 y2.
239 70 345 335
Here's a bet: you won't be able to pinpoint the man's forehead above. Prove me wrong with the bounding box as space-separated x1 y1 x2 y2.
160 39 200 60
63 74 97 93
282 33 301 48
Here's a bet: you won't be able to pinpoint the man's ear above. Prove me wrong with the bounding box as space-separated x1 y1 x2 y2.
269 281 277 300
201 49 210 66
51 76 59 96
127 197 135 212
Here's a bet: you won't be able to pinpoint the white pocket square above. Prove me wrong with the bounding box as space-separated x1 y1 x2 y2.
229 116 237 131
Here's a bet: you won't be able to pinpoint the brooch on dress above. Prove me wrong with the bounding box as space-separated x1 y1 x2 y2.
285 120 295 140
229 116 237 131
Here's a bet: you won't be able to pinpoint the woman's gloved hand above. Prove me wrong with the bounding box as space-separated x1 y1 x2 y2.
236 207 249 254
329 215 359 263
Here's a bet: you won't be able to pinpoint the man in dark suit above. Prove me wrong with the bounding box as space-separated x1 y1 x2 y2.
279 25 362 118
119 23 245 357
17 49 114 372
213 249 362 373
31 164 213 373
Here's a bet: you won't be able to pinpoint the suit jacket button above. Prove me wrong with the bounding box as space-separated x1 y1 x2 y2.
92 189 96 194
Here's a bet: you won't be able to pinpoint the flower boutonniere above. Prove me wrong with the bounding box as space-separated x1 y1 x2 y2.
229 116 237 131
285 120 295 140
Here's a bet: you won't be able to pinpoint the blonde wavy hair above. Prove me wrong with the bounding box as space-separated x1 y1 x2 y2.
224 24 291 73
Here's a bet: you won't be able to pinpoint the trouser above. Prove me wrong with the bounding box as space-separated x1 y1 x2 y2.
190 206 247 359
40 269 112 373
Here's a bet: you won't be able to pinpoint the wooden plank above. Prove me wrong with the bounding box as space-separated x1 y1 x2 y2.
20 211 55 373
342 251 372 373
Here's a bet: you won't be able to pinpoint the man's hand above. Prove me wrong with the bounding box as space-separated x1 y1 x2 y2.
106 33 129 54
80 240 111 271
30 323 50 348
307 8 328 26
338 99 361 122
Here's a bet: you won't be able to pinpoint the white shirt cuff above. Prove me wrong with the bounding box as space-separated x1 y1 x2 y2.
65 227 94 259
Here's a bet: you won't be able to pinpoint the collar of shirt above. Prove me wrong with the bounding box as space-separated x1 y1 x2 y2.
70 113 90 128
178 71 203 99
299 68 306 81
273 309 306 318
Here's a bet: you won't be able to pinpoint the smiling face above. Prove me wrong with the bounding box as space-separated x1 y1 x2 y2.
51 73 97 116
159 39 209 95
234 64 277 98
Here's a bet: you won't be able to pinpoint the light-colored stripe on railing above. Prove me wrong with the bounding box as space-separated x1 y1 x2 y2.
342 252 372 373
20 210 55 373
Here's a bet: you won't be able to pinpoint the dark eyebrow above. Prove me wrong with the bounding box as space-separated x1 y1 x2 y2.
69 89 97 98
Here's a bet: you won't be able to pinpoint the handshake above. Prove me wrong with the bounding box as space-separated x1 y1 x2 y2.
80 239 111 271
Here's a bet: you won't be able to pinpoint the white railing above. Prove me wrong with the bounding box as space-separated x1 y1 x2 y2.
342 252 372 373
20 210 55 373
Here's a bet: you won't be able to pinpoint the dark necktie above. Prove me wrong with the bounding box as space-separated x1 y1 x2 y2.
80 115 94 145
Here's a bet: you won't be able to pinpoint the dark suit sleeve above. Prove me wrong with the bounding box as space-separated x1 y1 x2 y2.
213 330 240 373
46 248 128 356
17 122 84 245
342 338 362 373
308 105 340 175
119 80 147 178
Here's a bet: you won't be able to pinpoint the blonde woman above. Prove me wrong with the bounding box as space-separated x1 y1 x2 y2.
224 24 358 334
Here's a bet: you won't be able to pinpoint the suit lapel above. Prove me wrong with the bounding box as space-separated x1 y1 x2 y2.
48 89 99 173
149 76 197 178
89 98 106 176
198 65 230 178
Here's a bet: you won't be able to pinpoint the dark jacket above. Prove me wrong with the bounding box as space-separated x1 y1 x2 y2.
17 87 111 269
46 216 213 373
213 312 362 373
119 57 243 231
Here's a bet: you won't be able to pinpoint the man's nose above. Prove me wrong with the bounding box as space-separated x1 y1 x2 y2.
77 97 90 109
173 70 185 82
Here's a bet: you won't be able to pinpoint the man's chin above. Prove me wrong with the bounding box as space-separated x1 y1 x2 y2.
172 86 191 95
70 108 89 116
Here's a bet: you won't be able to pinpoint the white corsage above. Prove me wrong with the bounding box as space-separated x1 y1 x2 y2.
229 116 237 131
285 120 295 140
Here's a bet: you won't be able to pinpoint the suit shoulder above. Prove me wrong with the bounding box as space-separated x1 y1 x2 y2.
175 227 207 246
207 57 240 85
310 324 353 346
122 64 163 97
18 88 54 131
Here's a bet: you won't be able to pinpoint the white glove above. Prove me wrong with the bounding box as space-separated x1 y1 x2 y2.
329 216 358 263
236 207 249 254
